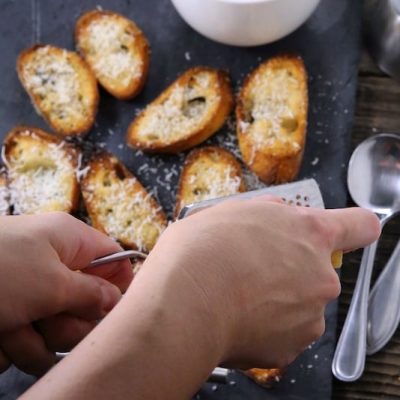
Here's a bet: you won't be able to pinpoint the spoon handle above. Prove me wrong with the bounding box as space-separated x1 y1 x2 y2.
366 239 400 355
332 240 379 382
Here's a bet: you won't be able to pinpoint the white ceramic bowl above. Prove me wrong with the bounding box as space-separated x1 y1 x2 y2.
170 0 321 47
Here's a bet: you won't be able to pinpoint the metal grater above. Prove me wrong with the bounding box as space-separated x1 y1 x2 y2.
179 178 342 269
178 178 325 219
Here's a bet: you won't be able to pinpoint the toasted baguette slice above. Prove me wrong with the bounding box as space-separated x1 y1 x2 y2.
243 368 284 387
127 67 234 153
80 153 167 252
175 146 246 218
2 126 80 214
0 171 9 215
75 10 149 100
237 55 308 184
17 45 99 136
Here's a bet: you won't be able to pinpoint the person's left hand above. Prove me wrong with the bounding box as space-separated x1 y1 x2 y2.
0 212 133 376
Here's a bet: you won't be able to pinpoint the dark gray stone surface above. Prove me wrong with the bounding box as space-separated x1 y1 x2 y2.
0 0 361 398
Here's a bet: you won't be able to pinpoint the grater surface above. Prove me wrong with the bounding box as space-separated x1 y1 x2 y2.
178 179 325 220
179 178 343 270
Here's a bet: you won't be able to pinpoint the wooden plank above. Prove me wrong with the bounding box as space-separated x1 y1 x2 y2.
332 51 400 398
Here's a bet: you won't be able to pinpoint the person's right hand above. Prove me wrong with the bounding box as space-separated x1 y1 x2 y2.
145 199 380 369
20 199 381 400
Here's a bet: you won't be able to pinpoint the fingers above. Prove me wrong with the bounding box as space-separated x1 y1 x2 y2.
1 326 56 376
35 315 97 352
82 260 134 293
37 212 125 270
63 270 122 320
0 348 10 373
321 207 381 251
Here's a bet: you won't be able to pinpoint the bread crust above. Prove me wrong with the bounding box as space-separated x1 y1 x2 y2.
80 152 167 251
175 146 246 218
17 45 99 136
75 9 150 100
236 54 308 184
3 125 80 214
127 67 234 153
243 368 284 387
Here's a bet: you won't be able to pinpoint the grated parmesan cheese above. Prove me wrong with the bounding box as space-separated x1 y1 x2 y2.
21 46 89 125
0 180 9 215
137 72 220 143
81 15 142 88
84 168 165 252
5 132 76 214
180 164 242 211
240 67 305 160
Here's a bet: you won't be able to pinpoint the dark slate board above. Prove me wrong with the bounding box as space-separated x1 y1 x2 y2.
0 0 361 399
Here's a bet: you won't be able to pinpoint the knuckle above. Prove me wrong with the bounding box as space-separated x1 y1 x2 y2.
31 211 73 238
300 211 336 248
45 211 73 227
309 318 325 342
321 265 341 302
51 270 72 310
324 270 342 300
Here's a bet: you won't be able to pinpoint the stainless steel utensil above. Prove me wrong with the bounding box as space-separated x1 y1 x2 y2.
365 133 400 355
87 250 147 268
179 178 325 219
332 133 400 382
367 240 400 354
364 0 400 80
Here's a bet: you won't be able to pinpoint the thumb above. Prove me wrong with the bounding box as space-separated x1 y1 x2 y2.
322 207 381 252
62 270 122 320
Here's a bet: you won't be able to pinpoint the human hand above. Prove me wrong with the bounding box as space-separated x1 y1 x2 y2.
20 200 380 400
144 199 380 369
0 212 133 375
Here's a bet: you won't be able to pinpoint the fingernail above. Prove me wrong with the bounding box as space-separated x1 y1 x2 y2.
101 283 122 313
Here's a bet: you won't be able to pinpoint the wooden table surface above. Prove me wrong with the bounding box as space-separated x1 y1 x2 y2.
332 51 400 399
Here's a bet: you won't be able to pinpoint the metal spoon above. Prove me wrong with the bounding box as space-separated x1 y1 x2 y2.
367 239 400 354
364 0 400 81
332 133 400 382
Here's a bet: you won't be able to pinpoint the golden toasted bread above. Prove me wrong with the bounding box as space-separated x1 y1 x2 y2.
0 171 9 215
80 153 167 251
237 55 308 184
175 146 246 218
127 67 234 153
243 368 284 387
17 45 99 136
2 126 80 214
75 10 149 100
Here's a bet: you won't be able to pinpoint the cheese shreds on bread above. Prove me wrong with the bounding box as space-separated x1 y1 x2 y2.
17 45 99 136
237 55 308 184
0 172 9 215
127 67 234 153
75 10 149 100
80 153 167 252
2 126 80 215
175 146 246 218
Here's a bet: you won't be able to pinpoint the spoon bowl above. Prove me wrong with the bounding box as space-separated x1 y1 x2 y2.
348 133 400 215
332 133 400 382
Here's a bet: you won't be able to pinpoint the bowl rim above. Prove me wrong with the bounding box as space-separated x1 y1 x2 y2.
214 0 280 4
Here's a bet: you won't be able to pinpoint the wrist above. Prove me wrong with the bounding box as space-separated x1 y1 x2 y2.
130 247 229 365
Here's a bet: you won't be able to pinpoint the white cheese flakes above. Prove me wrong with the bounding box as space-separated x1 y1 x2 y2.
83 16 142 87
